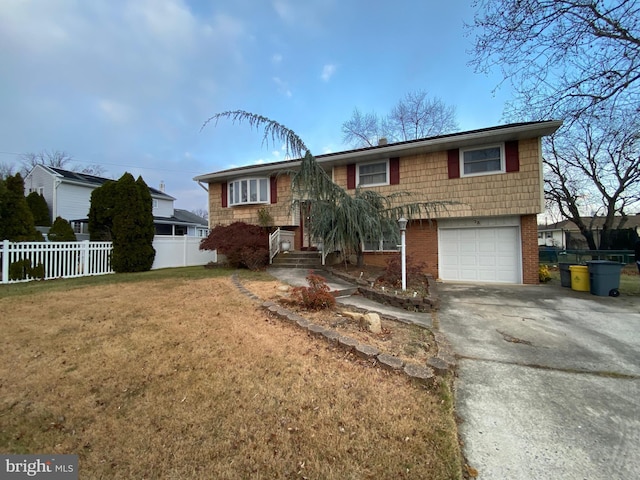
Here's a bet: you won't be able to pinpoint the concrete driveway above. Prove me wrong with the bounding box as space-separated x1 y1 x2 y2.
435 283 640 479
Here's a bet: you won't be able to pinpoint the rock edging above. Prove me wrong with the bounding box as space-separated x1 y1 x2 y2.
324 268 440 311
231 275 456 384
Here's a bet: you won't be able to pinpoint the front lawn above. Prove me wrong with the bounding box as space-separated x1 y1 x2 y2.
0 268 463 479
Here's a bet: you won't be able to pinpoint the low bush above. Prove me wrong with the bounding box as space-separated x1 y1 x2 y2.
290 272 336 310
539 264 551 283
377 254 428 288
48 217 77 242
8 258 44 281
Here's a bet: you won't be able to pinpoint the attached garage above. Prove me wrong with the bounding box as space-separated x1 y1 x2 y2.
438 217 522 283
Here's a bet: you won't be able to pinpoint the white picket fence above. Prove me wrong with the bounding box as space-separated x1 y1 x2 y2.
0 237 217 284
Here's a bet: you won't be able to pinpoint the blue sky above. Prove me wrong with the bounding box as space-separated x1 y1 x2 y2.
0 0 513 212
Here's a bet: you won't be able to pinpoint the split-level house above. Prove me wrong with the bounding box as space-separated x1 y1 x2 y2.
194 120 562 284
24 165 209 238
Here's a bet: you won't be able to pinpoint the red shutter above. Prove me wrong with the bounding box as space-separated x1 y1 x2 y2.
447 149 460 179
270 176 277 204
221 183 227 207
505 141 520 172
390 157 400 185
347 164 356 189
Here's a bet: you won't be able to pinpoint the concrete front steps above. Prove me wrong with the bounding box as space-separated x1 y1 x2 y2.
271 250 323 269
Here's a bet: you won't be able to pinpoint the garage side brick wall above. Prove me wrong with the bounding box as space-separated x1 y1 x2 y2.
363 221 439 279
521 214 539 284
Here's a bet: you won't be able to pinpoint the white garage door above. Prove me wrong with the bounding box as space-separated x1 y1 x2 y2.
438 226 521 283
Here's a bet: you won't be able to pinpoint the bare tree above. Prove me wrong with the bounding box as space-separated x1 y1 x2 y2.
78 164 106 176
0 161 15 180
468 0 640 121
191 208 208 219
387 91 458 141
341 90 459 148
341 108 387 148
544 111 640 249
20 150 73 175
19 151 107 177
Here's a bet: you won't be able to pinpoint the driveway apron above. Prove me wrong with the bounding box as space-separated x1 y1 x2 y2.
436 283 640 480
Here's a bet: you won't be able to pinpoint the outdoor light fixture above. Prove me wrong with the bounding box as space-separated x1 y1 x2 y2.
398 217 407 291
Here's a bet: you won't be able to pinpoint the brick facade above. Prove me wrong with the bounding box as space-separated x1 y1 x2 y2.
521 214 540 284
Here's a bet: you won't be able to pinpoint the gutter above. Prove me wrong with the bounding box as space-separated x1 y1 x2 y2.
193 120 563 183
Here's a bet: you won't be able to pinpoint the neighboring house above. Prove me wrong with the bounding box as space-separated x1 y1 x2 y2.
155 209 210 237
538 216 640 250
194 120 562 284
24 165 208 237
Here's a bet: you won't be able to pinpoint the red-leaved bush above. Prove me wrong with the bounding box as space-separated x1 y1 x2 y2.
377 254 427 288
200 222 269 270
290 272 336 310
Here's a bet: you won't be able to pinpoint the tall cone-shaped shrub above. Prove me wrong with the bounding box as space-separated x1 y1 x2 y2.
111 173 156 272
89 173 155 272
0 173 43 241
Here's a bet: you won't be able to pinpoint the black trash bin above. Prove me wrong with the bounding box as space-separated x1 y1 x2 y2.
587 261 624 297
559 263 572 288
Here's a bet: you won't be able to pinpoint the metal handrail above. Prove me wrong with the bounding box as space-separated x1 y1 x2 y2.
269 228 281 264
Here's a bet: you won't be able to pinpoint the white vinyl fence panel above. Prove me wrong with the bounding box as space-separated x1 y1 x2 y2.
151 236 216 270
1 240 113 284
1 237 217 284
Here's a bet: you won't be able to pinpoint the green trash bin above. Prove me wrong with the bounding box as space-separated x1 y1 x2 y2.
587 261 624 297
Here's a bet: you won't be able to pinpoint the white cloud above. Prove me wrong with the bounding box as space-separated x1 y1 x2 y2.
272 0 295 23
321 64 337 82
97 99 133 124
272 53 283 64
273 77 292 98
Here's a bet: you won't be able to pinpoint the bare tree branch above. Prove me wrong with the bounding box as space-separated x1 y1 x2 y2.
469 0 640 121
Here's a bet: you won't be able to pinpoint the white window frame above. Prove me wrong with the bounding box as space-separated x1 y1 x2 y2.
460 144 505 177
357 160 389 187
362 227 399 252
152 199 159 210
228 177 270 206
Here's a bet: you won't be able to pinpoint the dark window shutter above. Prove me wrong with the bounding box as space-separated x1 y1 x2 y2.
390 157 400 185
505 141 520 172
221 183 227 207
347 164 356 189
270 176 277 204
447 149 460 179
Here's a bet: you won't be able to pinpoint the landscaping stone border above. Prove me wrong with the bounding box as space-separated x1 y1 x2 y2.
231 274 456 384
324 268 440 311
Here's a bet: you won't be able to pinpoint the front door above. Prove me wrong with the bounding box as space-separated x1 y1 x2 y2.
300 201 312 248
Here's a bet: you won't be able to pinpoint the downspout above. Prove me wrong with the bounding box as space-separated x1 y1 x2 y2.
53 178 62 219
197 181 208 192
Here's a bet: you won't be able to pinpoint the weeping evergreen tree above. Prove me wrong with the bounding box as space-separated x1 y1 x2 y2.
203 110 453 266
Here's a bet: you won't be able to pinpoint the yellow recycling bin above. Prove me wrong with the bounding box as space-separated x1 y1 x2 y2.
569 265 590 292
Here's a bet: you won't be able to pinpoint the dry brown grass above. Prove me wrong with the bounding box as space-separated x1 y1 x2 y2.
0 273 463 479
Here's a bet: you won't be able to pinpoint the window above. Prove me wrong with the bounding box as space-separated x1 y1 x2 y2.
37 187 44 195
228 178 269 206
358 160 389 186
152 199 159 210
460 145 504 177
363 224 399 252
